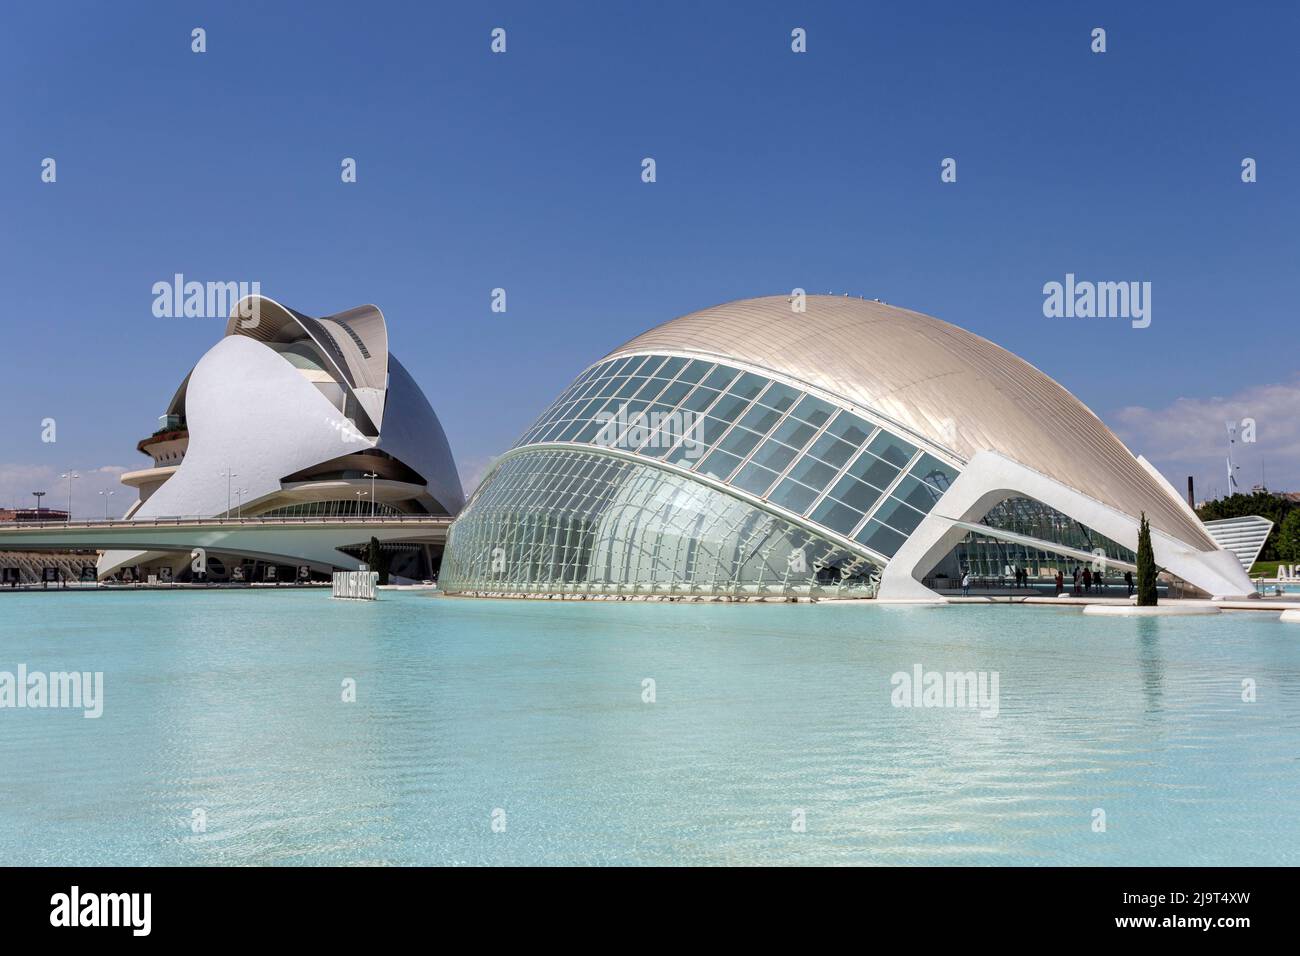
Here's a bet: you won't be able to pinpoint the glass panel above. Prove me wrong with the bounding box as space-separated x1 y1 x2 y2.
911 453 959 494
727 372 767 400
656 356 687 379
785 455 838 491
809 497 865 536
826 413 875 447
655 378 693 407
707 392 750 423
789 395 835 428
613 376 643 399
855 519 907 557
748 439 799 474
846 452 899 491
695 449 742 481
868 431 916 468
769 478 819 515
807 432 857 470
679 386 720 413
732 461 780 497
771 417 819 451
756 382 799 412
716 425 763 459
827 474 884 513
637 355 667 378
695 416 733 446
874 496 926 536
701 366 738 391
892 474 945 513
676 361 711 384
737 402 785 436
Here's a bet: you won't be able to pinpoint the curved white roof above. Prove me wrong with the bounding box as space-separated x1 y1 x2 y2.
605 294 1213 551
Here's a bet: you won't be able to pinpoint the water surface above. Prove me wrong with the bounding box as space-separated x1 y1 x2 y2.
1 590 1297 865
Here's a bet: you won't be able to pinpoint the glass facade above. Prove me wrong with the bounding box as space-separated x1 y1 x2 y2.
439 449 879 597
257 499 402 518
951 497 1136 580
511 353 960 561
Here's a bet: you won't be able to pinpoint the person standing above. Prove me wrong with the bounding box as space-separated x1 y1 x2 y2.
1083 567 1092 593
1055 569 1064 595
961 570 971 597
1125 570 1134 597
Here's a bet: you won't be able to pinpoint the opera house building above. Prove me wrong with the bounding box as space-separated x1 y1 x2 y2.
440 295 1255 601
99 296 463 582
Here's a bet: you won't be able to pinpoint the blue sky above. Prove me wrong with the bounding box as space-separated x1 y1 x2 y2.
1 1 1297 513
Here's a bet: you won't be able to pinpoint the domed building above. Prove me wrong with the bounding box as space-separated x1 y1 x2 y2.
99 295 463 582
440 294 1252 600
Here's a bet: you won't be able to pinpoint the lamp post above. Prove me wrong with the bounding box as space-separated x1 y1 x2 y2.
219 469 237 517
363 471 379 518
354 489 368 516
31 491 45 518
98 489 115 520
59 472 79 520
235 487 248 519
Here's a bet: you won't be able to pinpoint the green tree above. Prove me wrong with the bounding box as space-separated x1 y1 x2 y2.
1196 490 1297 561
1136 512 1158 606
1276 509 1300 562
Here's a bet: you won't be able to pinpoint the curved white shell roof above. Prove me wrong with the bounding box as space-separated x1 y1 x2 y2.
605 294 1213 551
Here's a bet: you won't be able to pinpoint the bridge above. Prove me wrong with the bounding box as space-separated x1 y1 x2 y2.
0 515 453 576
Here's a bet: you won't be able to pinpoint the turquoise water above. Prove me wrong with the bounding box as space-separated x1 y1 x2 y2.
1 590 1298 866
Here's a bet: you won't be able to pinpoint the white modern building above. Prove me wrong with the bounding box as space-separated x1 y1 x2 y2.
99 295 463 581
440 294 1256 601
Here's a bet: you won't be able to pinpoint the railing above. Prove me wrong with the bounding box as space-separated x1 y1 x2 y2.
0 515 452 530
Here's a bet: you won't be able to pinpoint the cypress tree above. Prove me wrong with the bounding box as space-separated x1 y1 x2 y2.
1136 512 1158 606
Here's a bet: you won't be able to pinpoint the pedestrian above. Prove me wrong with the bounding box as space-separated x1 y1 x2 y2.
1083 567 1092 593
961 570 971 597
1125 570 1134 597
1055 569 1064 596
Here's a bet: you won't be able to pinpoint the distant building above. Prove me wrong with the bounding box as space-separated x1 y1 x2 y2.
99 295 463 582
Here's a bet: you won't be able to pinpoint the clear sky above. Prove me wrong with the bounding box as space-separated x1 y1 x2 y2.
1 1 1297 515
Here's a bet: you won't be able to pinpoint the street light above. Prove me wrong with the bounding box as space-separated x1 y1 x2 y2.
59 472 79 520
98 489 115 520
354 489 368 517
363 471 379 518
31 491 45 517
219 469 237 516
235 487 248 518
